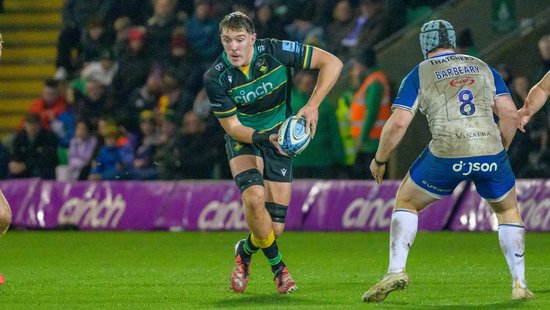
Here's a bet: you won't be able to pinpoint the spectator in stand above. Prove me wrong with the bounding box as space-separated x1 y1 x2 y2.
81 49 119 87
284 9 324 47
111 26 152 109
54 0 117 80
349 48 391 179
123 69 163 133
455 28 479 57
324 0 353 60
533 35 550 89
112 16 132 57
24 78 66 131
179 111 215 179
114 0 153 26
0 142 9 180
168 28 203 96
252 3 286 40
77 17 115 71
9 113 59 179
186 0 222 67
74 78 112 132
341 0 391 57
88 124 123 181
146 0 180 67
67 119 98 181
192 88 231 179
158 70 194 121
291 71 345 179
154 109 184 180
130 111 161 180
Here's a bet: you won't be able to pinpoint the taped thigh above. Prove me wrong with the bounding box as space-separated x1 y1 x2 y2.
234 168 264 193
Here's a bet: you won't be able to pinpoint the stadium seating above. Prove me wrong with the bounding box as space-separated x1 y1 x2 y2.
0 0 62 137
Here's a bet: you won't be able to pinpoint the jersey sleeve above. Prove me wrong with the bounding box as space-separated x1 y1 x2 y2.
204 73 237 119
393 65 420 112
266 39 314 69
489 66 511 96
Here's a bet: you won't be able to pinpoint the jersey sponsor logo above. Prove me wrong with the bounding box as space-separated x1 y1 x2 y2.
228 75 233 84
455 131 491 139
282 40 297 52
450 77 475 87
452 160 498 176
234 81 274 104
215 62 224 71
257 44 265 53
58 194 126 228
197 200 247 230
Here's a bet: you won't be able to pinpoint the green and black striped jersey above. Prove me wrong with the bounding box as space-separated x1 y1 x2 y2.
204 38 313 131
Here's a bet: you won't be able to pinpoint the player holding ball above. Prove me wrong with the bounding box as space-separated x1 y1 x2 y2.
204 12 342 294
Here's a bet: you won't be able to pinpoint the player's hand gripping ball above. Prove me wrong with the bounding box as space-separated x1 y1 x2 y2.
277 116 311 156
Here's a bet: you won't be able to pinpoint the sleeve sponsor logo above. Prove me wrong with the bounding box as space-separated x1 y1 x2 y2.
215 62 224 71
282 40 297 52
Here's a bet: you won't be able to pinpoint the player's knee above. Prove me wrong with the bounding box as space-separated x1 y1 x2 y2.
242 186 265 211
234 168 263 193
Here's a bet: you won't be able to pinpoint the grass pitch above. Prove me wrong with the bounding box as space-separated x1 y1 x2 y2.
0 231 548 309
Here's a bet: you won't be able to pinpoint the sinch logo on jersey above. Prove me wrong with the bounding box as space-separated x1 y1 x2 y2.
233 82 274 104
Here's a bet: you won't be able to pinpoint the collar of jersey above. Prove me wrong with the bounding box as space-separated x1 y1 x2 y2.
428 52 456 59
221 42 258 70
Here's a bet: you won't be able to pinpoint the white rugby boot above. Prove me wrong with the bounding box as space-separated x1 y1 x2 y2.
362 271 409 303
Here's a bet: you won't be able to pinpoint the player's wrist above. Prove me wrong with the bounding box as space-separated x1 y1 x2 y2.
252 130 270 144
374 157 387 167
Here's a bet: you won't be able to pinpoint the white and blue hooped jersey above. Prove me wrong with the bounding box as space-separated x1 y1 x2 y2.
394 52 510 158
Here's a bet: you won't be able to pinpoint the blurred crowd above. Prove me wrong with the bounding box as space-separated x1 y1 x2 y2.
0 0 548 181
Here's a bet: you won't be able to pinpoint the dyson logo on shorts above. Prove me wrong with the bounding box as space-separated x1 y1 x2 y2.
452 161 498 176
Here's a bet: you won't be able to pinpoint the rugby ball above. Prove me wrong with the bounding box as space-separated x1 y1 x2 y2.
278 116 310 156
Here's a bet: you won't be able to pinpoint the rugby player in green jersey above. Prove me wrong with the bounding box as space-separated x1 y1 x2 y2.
204 12 342 294
0 33 13 286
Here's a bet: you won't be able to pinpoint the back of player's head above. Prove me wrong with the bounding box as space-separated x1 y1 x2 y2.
419 19 456 59
219 11 255 34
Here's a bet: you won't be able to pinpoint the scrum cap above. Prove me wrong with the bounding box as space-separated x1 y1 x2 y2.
419 19 456 59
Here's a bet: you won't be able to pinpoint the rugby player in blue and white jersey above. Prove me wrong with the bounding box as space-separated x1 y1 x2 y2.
0 33 13 286
362 20 534 302
204 12 342 294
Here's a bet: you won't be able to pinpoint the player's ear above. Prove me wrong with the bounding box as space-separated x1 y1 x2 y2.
250 33 256 45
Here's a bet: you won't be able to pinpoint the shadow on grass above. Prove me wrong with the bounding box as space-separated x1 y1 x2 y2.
213 294 331 308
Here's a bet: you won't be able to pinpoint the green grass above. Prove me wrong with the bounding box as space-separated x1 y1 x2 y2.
0 231 548 309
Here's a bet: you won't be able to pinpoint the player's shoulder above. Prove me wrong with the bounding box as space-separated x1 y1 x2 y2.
205 55 229 82
256 38 301 54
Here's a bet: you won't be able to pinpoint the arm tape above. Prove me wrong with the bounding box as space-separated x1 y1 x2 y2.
252 130 271 144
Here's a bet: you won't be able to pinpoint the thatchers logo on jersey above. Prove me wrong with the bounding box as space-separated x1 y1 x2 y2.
58 194 126 228
197 200 246 230
234 81 274 104
452 161 497 176
341 197 394 229
450 77 475 87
